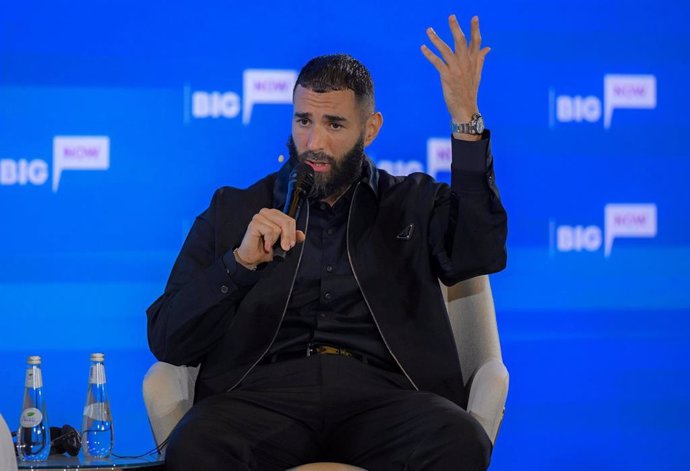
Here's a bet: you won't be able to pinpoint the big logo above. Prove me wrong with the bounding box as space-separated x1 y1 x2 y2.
377 138 452 179
551 203 657 257
549 74 656 129
0 136 110 192
188 69 297 124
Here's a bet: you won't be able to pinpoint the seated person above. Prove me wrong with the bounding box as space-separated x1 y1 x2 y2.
147 14 506 471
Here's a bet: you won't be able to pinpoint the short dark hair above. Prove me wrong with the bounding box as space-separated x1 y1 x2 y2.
294 54 375 112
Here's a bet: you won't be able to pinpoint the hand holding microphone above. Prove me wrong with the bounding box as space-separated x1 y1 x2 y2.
234 163 314 269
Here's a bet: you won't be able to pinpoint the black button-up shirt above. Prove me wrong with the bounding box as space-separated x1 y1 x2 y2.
266 182 398 371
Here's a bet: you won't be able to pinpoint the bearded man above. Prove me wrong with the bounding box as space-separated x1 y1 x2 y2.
148 14 506 471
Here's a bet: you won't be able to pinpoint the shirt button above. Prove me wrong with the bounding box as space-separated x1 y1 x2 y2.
220 285 229 294
319 313 327 319
326 228 335 235
319 203 328 211
326 265 334 273
323 291 332 300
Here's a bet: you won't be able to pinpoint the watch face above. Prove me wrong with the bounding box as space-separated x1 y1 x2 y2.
475 116 485 134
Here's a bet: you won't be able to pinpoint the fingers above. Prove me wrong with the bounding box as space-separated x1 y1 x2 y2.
238 208 302 266
420 44 446 73
469 16 482 53
422 14 487 70
448 14 467 52
473 45 491 81
259 208 297 251
249 213 282 252
425 27 454 64
254 208 298 252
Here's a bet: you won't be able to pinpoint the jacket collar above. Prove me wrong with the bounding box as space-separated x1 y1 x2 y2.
272 156 379 210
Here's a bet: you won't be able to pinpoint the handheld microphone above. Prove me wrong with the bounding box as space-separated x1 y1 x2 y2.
273 163 314 259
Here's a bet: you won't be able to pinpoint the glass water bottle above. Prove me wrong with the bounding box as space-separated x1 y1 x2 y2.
17 355 50 461
81 352 114 458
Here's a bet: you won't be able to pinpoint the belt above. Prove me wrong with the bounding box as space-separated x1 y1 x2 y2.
259 343 398 372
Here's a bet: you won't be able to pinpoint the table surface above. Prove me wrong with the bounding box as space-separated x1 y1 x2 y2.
17 455 164 470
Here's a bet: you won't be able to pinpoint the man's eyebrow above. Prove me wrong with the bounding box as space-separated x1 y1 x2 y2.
294 112 348 123
324 114 347 122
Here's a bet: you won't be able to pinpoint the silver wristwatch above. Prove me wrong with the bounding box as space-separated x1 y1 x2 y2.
451 113 485 135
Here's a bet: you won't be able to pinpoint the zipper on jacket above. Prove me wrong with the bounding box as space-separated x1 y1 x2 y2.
227 204 310 391
346 182 419 391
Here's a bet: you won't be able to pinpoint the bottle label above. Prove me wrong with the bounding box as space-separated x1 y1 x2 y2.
24 368 42 388
20 408 43 428
83 403 109 421
89 364 106 385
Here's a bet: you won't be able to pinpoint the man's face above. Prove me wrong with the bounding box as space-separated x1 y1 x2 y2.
289 85 367 201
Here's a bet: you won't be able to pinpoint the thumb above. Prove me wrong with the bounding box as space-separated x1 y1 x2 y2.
296 230 306 243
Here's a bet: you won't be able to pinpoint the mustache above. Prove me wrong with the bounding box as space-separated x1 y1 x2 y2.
299 151 335 165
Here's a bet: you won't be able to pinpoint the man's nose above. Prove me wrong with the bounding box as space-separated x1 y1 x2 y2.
306 126 325 152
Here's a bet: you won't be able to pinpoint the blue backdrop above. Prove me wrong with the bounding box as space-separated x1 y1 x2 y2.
1 0 689 468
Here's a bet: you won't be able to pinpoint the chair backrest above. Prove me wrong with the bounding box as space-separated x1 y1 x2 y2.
442 275 502 388
0 413 18 471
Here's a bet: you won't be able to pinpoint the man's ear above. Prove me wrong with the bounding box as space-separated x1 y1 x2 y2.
364 112 383 147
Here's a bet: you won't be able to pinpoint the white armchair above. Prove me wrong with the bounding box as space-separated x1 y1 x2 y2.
0 413 18 471
143 275 508 470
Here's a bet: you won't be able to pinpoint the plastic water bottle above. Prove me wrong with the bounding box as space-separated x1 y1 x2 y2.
81 353 114 458
17 355 51 461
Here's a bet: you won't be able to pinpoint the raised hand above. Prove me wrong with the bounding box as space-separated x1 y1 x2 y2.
421 14 490 132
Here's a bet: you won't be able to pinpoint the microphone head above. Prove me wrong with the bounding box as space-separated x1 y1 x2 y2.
291 162 315 198
282 162 316 216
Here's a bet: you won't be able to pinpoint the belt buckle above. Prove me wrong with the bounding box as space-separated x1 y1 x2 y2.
307 344 351 357
314 345 353 357
319 345 338 355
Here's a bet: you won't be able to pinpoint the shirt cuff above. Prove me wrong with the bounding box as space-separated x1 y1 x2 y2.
450 129 494 193
450 129 490 173
222 249 262 287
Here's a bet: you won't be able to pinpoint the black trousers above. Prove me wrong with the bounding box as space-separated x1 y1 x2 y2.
165 354 492 471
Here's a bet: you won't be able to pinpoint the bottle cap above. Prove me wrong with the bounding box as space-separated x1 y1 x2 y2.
27 355 41 365
90 353 105 362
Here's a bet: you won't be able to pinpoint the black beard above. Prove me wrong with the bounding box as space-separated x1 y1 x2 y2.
286 135 365 201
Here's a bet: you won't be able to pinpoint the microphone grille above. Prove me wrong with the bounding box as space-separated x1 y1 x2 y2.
293 162 315 196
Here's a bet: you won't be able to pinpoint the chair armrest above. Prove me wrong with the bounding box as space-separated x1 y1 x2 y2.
466 358 509 445
0 414 17 471
142 362 198 446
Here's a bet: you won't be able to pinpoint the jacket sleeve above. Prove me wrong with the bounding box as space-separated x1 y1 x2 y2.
428 130 508 285
146 189 260 366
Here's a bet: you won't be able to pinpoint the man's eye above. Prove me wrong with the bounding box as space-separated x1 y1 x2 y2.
330 122 343 129
297 119 310 126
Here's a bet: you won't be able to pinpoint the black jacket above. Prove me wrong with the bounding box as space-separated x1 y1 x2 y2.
147 132 507 408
